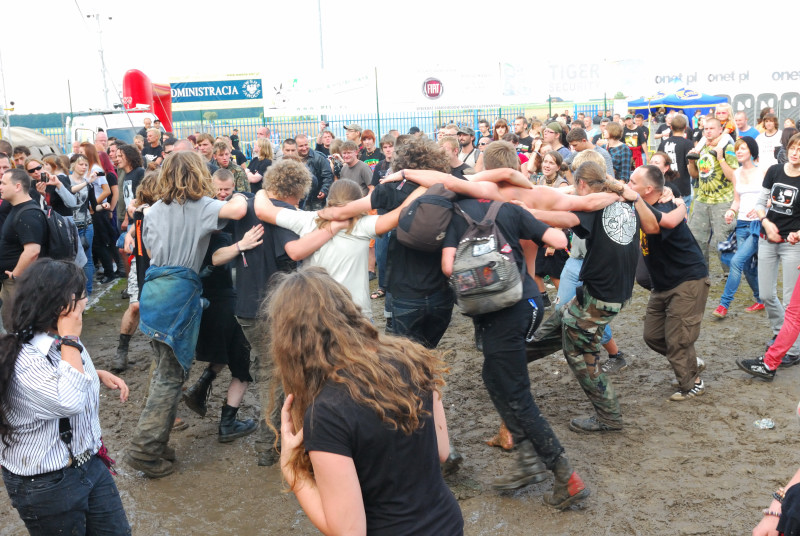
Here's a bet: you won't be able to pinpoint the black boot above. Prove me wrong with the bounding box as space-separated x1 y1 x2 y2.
492 439 548 490
182 368 216 417
111 334 132 373
219 404 257 443
543 456 590 509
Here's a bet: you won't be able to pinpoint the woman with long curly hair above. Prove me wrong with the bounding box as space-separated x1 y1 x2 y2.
0 259 130 534
267 267 463 535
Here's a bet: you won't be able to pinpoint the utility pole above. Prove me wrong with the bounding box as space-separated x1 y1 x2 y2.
317 0 324 69
87 13 112 109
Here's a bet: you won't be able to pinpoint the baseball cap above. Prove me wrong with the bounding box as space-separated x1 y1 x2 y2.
344 123 362 132
457 126 475 137
624 114 634 120
545 122 562 134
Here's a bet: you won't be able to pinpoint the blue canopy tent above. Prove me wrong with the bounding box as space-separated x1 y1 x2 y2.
627 92 667 119
660 89 728 117
628 89 729 119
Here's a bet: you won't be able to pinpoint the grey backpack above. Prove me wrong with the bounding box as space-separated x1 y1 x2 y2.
450 201 522 316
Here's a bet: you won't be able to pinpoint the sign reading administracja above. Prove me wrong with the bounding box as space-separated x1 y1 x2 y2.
168 74 263 111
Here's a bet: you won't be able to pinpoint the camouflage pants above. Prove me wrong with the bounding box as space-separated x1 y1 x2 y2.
129 340 188 461
561 288 623 427
688 200 734 269
237 316 282 459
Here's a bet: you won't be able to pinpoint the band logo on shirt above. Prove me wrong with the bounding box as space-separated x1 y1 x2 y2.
602 202 637 245
770 182 798 216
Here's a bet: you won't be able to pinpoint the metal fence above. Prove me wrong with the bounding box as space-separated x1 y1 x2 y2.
32 105 571 156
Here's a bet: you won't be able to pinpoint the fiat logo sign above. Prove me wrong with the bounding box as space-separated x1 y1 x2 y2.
422 78 443 99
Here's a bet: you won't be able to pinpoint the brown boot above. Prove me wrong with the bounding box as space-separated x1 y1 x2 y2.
543 456 590 509
492 439 548 490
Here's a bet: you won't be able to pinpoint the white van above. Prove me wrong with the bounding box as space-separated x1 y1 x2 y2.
66 109 158 146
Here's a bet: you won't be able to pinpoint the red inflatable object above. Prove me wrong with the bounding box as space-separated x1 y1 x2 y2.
122 69 173 132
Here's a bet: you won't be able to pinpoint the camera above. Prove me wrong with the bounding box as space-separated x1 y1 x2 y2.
40 171 48 181
96 171 106 177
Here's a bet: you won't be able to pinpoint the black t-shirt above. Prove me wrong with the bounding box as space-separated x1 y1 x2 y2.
657 135 694 197
200 231 235 297
656 123 671 139
358 148 384 171
370 159 392 188
370 160 393 216
764 164 800 237
517 135 535 153
444 198 549 299
304 379 463 536
0 199 48 276
449 163 472 180
232 197 298 318
641 201 708 291
121 167 145 212
141 144 163 165
232 149 247 166
572 201 641 303
371 182 448 299
247 157 272 193
623 126 647 148
39 174 74 217
230 134 240 151
691 129 704 145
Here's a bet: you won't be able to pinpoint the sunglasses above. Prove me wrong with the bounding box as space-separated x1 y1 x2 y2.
27 165 42 173
479 142 489 146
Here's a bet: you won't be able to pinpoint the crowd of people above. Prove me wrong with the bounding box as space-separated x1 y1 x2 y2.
0 102 799 535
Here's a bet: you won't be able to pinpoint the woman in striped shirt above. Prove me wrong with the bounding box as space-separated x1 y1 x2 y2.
0 259 130 535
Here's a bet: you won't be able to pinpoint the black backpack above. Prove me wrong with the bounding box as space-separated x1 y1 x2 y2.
395 183 457 252
14 203 80 262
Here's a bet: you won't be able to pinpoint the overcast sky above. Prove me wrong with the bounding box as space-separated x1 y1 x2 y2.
1 0 791 114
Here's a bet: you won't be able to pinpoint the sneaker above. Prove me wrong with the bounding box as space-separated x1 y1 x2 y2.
746 302 765 312
669 380 705 401
601 353 627 374
569 415 623 433
712 305 728 318
671 358 706 388
782 354 800 367
736 357 776 381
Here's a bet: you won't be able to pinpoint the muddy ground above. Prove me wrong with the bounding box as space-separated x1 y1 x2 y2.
2 260 799 535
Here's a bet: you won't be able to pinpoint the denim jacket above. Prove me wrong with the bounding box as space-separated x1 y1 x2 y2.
139 265 205 371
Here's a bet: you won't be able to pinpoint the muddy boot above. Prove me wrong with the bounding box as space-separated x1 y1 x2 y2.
492 439 548 490
182 368 216 417
219 404 258 443
111 334 132 373
124 453 175 479
441 444 464 476
543 456 590 510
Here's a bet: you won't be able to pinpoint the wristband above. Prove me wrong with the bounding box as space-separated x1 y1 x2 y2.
55 335 83 353
236 241 242 253
762 509 781 518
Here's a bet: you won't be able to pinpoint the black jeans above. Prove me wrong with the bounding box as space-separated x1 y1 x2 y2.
479 296 565 469
2 456 130 535
391 288 454 349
